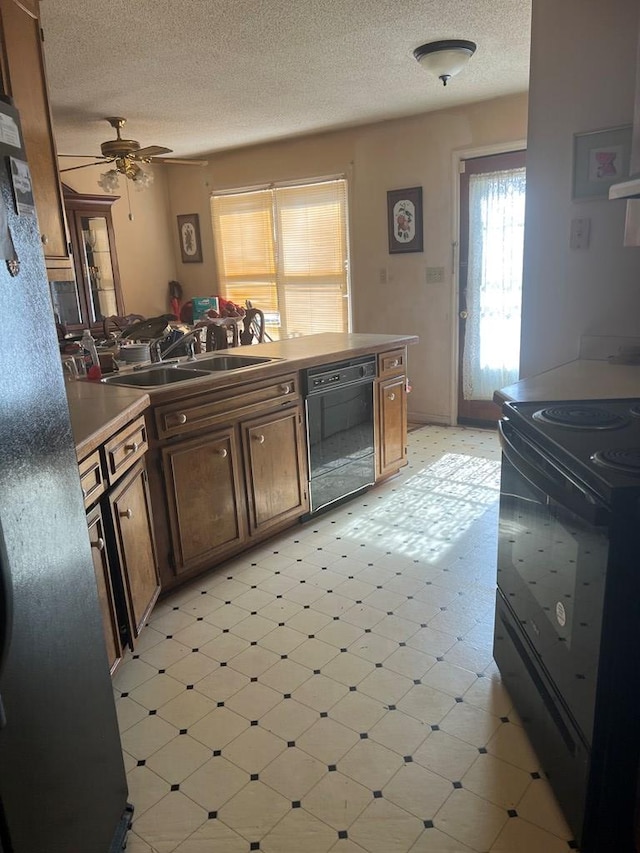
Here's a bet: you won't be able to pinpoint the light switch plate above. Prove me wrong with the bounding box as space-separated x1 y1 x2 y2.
570 217 591 250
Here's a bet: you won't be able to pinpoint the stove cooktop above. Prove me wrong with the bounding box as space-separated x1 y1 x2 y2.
503 398 640 500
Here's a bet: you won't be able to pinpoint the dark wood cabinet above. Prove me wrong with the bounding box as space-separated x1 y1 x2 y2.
86 503 122 674
376 348 408 481
78 414 159 669
243 407 308 535
149 374 308 587
108 460 159 641
377 376 407 478
162 427 247 576
59 186 124 331
0 0 72 276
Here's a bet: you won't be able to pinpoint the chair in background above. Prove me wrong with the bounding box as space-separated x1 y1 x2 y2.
201 318 240 351
240 308 265 345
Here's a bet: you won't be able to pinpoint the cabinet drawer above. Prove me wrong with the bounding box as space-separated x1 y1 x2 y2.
78 449 104 509
378 348 407 379
155 374 299 440
104 415 148 485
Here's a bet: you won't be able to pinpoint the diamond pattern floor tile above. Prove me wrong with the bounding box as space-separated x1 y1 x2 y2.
119 426 577 853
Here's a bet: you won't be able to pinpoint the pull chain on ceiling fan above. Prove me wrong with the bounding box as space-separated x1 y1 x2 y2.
59 117 208 192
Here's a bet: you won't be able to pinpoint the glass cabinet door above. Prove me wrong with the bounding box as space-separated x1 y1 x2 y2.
80 215 118 323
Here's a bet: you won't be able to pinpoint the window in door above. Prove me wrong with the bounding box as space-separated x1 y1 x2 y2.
458 150 526 425
211 178 350 340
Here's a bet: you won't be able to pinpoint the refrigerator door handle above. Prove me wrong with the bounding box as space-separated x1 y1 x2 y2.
0 542 14 729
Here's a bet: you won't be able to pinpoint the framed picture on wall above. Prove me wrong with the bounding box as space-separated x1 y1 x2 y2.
572 125 632 201
8 157 35 216
387 186 423 253
177 213 203 263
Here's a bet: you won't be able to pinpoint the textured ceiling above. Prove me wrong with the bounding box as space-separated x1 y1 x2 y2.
40 0 531 161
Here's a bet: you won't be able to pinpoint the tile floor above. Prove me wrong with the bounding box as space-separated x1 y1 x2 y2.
115 425 577 853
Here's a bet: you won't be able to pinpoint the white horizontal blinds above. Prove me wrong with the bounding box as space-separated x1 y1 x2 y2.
210 190 278 314
274 179 348 337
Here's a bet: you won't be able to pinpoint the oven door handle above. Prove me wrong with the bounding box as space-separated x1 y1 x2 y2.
498 419 610 527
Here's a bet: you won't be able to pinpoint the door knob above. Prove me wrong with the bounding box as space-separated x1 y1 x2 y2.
459 310 469 319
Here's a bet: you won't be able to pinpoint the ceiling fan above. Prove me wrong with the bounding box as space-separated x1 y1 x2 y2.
59 117 207 191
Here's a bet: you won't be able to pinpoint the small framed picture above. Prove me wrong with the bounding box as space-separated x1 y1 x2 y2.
8 156 35 216
387 186 423 253
572 126 632 201
177 213 203 263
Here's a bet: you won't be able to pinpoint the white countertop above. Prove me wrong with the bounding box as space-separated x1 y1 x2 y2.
495 359 640 404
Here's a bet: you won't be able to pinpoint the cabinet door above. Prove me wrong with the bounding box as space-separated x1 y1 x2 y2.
0 0 71 271
377 375 407 479
86 504 123 674
162 427 247 575
242 407 308 535
109 461 160 639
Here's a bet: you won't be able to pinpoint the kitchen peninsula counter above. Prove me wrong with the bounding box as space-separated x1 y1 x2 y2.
66 332 417 453
495 359 640 405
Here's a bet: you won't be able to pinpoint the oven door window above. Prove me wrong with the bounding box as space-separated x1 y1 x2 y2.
497 431 609 742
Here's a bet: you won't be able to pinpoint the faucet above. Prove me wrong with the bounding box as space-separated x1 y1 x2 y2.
149 327 203 363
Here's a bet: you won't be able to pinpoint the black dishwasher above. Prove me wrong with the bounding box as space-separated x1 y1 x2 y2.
304 356 376 514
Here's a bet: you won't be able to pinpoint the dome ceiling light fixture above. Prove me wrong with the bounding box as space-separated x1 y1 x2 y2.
413 39 477 87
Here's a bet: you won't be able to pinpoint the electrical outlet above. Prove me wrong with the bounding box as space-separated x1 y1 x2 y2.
379 267 388 285
426 266 444 284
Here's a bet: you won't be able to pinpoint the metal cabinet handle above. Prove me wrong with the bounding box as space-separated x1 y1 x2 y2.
91 537 105 551
216 448 228 458
119 508 133 520
81 487 87 498
280 383 291 394
41 234 49 246
176 413 187 425
125 441 140 453
390 359 399 368
459 310 469 319
253 434 265 444
388 392 396 401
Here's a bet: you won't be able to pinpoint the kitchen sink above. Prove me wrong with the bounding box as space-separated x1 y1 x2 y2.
102 366 212 388
194 355 275 371
101 354 276 388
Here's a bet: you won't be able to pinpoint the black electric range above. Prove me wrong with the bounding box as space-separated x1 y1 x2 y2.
495 397 640 852
503 398 640 503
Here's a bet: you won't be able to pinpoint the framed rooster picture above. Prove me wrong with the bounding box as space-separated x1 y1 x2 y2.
387 186 423 253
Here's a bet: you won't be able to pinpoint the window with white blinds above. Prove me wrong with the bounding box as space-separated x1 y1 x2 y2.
210 178 350 339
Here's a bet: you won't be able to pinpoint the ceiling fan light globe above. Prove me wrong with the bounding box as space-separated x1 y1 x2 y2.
98 168 120 193
132 169 154 191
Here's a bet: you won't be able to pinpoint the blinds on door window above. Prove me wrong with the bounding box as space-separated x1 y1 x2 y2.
211 178 349 339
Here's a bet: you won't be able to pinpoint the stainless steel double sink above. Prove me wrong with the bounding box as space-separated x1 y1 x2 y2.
101 354 275 389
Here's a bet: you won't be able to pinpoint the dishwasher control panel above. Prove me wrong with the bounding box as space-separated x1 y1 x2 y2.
304 356 376 395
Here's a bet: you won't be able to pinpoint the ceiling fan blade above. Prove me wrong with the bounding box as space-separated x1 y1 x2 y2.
59 161 106 173
133 145 173 159
58 153 109 159
149 157 209 166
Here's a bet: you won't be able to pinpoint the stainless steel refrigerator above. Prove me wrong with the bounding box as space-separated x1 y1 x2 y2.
0 103 130 852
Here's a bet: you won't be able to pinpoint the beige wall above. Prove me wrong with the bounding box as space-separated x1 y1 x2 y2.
61 161 177 318
166 93 528 423
521 0 640 377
